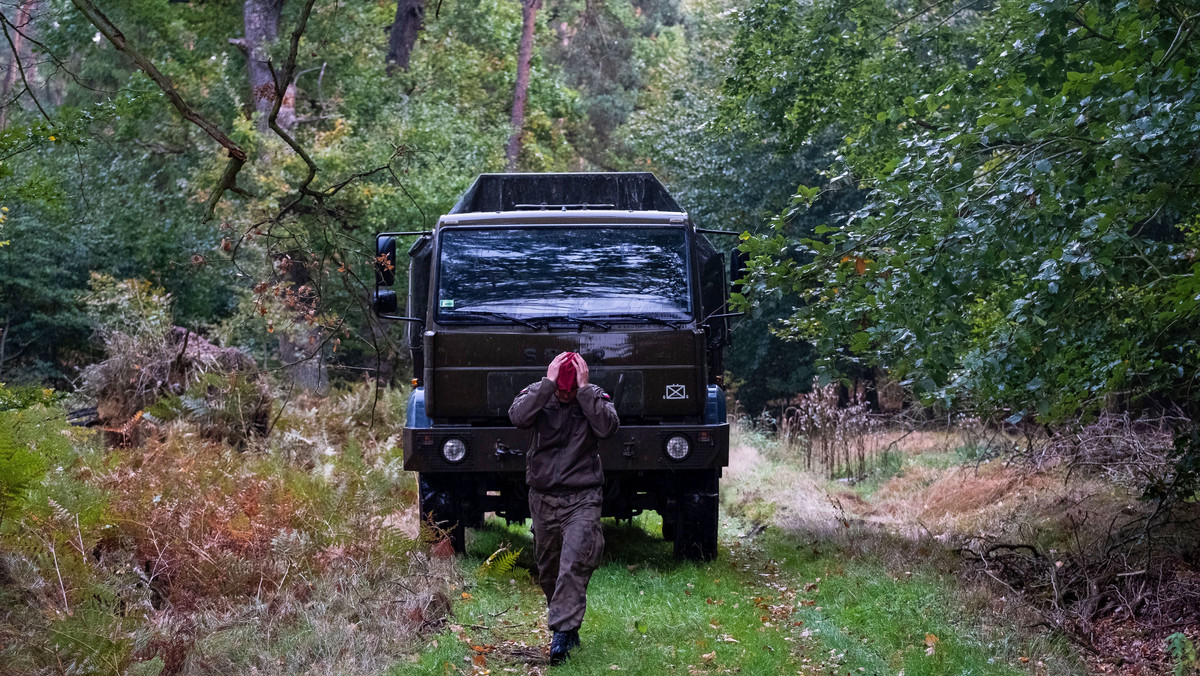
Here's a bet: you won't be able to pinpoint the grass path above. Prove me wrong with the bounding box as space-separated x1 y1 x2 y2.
387 457 1084 676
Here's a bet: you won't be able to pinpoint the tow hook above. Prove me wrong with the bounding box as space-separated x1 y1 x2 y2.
495 440 525 458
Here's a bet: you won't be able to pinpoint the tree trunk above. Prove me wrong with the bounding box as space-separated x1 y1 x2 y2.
0 315 9 380
504 0 541 171
278 327 327 393
0 0 38 129
235 0 291 128
386 0 424 75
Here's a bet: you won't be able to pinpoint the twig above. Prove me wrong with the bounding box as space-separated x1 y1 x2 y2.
49 538 70 612
0 8 51 123
265 0 321 198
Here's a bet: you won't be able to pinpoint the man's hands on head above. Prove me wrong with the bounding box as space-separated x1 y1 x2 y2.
572 353 589 388
546 352 572 382
547 352 589 388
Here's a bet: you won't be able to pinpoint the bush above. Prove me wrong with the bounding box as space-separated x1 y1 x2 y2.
81 274 270 443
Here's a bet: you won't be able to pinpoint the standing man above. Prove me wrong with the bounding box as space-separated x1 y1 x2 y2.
509 352 619 665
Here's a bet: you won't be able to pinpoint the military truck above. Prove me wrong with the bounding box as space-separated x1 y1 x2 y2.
372 172 740 560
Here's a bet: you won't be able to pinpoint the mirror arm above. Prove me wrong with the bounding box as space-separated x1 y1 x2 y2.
701 310 746 323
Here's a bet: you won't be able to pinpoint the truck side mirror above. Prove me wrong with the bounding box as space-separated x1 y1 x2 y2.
376 235 397 286
729 247 750 291
373 289 398 316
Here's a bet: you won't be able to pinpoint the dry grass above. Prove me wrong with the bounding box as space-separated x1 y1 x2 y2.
0 381 459 676
728 417 1200 675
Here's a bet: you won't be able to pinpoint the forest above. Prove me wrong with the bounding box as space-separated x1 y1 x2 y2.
1 0 1198 674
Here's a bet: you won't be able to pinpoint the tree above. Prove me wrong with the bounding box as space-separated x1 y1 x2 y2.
545 0 680 169
386 0 425 74
231 0 288 126
620 0 857 412
0 0 40 129
723 0 1200 491
505 0 542 170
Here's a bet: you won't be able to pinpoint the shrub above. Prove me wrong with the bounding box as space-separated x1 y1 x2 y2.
778 378 881 479
81 274 270 442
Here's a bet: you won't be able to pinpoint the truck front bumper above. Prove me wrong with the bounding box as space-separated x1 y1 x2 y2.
402 423 729 474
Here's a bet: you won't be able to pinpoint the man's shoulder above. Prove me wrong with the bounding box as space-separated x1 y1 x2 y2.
517 377 553 396
581 384 612 400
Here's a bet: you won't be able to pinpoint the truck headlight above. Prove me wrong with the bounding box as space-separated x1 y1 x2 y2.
442 438 467 463
665 435 690 461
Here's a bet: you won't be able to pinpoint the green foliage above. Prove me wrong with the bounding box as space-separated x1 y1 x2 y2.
723 0 1200 437
476 545 523 580
0 383 61 411
1168 632 1199 676
0 410 47 526
545 0 680 166
84 273 174 336
0 0 611 386
724 292 817 416
620 0 850 409
0 386 74 527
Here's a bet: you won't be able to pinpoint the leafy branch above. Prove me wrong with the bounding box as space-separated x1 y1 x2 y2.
70 0 248 222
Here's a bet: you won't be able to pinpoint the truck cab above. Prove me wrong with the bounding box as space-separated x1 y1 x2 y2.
373 172 735 559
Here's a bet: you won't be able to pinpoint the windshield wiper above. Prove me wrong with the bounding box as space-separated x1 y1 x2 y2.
527 315 612 330
581 313 684 329
446 310 542 330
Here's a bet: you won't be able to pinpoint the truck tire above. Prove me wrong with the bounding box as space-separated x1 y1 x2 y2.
418 475 466 554
673 471 719 561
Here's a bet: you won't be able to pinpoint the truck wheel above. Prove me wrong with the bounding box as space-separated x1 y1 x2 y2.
673 472 719 561
418 475 466 554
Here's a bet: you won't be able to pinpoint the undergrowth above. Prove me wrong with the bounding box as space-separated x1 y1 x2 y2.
0 380 453 675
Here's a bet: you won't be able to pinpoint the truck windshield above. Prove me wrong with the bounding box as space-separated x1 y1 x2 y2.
437 226 692 320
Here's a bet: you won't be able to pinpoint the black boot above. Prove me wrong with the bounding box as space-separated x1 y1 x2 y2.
550 631 573 665
566 629 581 650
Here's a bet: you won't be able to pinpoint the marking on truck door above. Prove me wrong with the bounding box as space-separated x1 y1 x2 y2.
665 384 687 400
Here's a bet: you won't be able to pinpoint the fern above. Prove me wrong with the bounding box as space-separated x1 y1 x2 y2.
477 546 523 579
1169 632 1199 676
0 410 48 527
143 394 185 424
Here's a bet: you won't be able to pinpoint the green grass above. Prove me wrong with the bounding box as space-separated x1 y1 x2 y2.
387 508 1081 675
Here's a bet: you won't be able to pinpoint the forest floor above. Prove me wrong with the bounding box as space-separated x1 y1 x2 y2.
7 386 1194 675
387 429 1094 676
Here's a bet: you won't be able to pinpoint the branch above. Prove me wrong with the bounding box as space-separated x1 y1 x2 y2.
70 0 248 221
266 0 321 198
0 9 114 94
0 8 51 123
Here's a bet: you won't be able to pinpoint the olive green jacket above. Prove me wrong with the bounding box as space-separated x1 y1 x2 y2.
509 378 620 491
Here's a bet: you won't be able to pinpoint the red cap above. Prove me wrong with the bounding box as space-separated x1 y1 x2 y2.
556 354 578 392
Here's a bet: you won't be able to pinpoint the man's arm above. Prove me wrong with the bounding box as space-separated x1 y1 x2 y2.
509 378 555 429
576 385 619 439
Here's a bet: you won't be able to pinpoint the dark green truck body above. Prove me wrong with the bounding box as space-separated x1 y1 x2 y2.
374 173 735 559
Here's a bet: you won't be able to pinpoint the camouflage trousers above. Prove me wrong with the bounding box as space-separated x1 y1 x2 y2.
528 486 604 632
